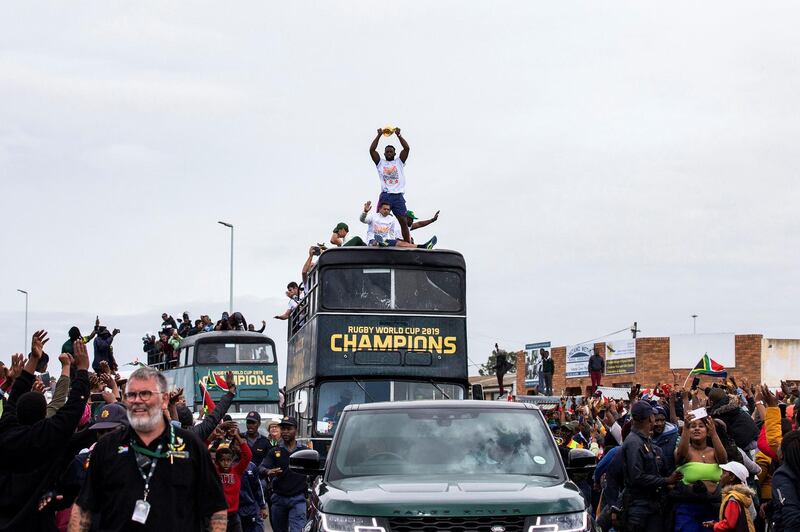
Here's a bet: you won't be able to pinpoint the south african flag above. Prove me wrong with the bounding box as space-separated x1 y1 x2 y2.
690 353 727 378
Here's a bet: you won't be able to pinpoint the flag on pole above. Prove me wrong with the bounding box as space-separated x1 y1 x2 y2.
199 377 216 413
690 353 727 378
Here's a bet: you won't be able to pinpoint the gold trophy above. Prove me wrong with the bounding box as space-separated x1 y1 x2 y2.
382 125 397 137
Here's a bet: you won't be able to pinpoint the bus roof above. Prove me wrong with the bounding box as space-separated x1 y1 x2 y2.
315 247 465 270
178 331 273 349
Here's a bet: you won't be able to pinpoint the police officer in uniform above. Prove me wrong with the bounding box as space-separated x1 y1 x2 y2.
621 400 683 532
259 416 307 532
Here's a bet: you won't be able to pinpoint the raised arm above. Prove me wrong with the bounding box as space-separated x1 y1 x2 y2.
411 210 439 230
395 128 410 163
360 201 372 223
369 129 382 165
301 246 315 288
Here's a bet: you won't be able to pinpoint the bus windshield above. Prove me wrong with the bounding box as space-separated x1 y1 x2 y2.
196 343 276 365
316 380 464 435
321 268 463 312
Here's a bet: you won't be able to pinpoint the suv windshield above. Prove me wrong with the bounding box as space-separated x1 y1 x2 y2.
196 343 276 364
316 381 464 436
321 268 463 312
328 408 562 481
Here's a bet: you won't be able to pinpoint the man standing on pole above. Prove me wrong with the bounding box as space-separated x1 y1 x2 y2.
369 127 412 243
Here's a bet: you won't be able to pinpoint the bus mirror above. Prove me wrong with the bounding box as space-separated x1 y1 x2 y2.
471 384 484 400
289 449 325 476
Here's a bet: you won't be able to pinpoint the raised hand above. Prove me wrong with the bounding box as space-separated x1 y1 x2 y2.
7 354 24 380
394 127 401 136
225 371 237 394
432 210 440 221
363 200 372 213
98 360 111 375
376 128 383 135
32 376 46 394
169 387 185 405
762 384 778 407
30 330 49 360
73 339 90 371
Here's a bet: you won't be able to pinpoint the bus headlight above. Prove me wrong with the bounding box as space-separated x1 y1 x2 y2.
527 511 588 532
320 512 387 532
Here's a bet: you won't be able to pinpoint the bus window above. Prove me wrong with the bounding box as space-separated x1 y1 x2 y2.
184 345 194 366
322 268 463 312
196 343 275 365
317 381 390 435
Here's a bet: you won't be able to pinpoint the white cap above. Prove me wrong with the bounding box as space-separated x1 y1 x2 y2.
719 461 749 485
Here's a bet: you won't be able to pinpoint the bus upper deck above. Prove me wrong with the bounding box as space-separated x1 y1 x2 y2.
284 247 469 448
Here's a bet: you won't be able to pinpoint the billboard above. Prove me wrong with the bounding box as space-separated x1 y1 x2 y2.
606 339 636 375
524 341 551 388
669 334 735 369
566 343 593 378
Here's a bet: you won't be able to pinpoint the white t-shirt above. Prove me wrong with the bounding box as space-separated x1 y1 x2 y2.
364 212 401 242
376 158 406 194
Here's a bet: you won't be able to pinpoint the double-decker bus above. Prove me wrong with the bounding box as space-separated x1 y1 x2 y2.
285 247 468 453
161 331 281 416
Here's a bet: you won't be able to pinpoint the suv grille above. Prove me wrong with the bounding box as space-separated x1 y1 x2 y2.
388 516 527 532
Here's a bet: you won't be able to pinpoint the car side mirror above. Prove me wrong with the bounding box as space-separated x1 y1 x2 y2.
471 384 484 400
566 448 596 481
289 448 325 476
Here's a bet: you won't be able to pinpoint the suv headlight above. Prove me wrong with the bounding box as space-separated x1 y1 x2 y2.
526 511 588 532
320 512 388 532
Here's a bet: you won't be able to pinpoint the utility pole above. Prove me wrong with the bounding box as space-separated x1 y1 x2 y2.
17 289 28 353
218 221 234 313
631 321 640 339
692 314 698 334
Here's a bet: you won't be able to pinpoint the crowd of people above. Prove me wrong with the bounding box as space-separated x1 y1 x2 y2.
142 311 266 367
544 379 800 531
1 324 800 531
0 329 309 532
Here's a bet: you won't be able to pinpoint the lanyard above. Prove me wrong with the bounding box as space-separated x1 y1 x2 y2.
130 424 175 501
133 443 162 501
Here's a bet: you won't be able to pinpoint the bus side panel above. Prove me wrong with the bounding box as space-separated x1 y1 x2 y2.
316 314 467 380
287 316 317 390
195 365 280 404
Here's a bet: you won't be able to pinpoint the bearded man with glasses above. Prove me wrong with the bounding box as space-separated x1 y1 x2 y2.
69 366 228 532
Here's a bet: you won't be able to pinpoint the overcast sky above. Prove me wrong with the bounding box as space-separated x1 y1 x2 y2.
2 2 799 382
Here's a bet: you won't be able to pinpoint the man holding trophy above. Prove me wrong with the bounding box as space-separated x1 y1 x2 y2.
369 127 412 244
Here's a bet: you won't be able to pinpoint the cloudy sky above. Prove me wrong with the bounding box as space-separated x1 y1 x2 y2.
1 2 799 382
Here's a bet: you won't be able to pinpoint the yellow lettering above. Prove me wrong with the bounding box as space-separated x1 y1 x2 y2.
428 336 443 352
330 334 342 352
394 335 407 349
342 334 357 351
358 335 372 350
413 336 427 351
443 337 457 354
373 335 391 351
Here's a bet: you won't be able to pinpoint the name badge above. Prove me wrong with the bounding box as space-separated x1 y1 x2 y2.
132 500 150 524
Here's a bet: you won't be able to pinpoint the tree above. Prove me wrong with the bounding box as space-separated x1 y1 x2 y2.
479 347 517 376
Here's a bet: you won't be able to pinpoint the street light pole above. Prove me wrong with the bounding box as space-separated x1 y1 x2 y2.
218 221 234 313
17 289 28 353
692 314 698 334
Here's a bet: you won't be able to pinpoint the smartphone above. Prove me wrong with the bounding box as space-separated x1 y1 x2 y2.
691 377 700 391
90 393 104 402
40 372 51 386
689 407 708 420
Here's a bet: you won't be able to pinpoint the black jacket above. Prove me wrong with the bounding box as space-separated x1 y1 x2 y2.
772 463 800 532
709 397 758 450
0 369 90 531
588 354 605 372
622 428 667 501
190 390 234 442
